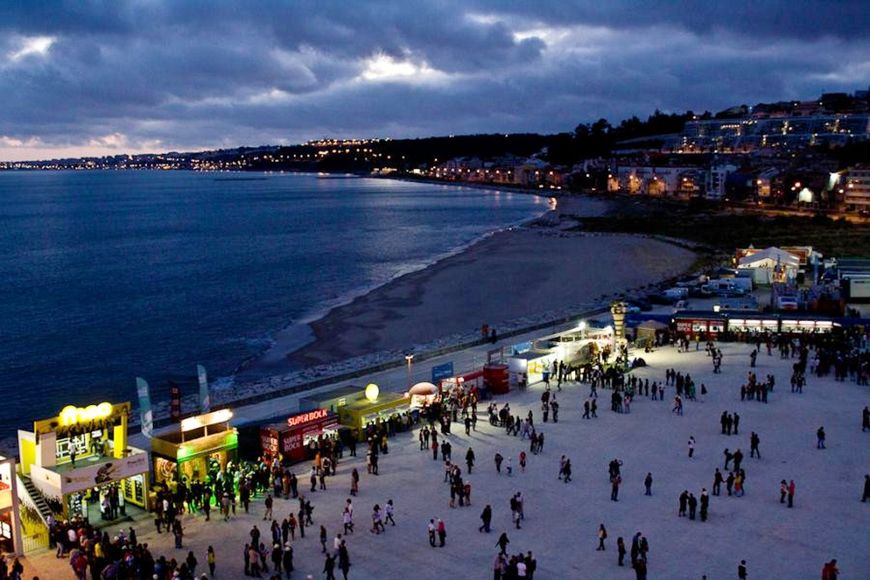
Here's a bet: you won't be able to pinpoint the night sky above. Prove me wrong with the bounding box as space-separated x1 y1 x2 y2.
2 1 869 161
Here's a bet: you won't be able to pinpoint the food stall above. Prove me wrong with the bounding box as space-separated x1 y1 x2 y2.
0 456 21 555
406 382 439 409
18 401 150 522
260 409 339 463
337 387 410 440
507 349 557 388
150 409 238 486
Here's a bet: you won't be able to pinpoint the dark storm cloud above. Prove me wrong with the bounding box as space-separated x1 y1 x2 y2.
0 0 868 159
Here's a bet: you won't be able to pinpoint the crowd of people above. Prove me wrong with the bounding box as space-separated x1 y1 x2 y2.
19 325 865 579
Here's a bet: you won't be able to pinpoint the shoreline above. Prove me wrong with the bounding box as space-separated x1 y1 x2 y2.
238 192 693 379
235 185 556 376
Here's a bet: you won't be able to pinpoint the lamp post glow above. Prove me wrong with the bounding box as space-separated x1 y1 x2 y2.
404 353 414 387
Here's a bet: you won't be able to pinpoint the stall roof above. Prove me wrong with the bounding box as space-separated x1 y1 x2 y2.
341 391 406 412
738 247 799 268
510 350 554 361
301 385 365 403
637 319 668 330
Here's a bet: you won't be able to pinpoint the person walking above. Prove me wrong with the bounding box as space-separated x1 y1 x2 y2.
323 554 336 580
863 474 870 502
817 426 826 449
738 559 748 579
617 537 626 566
597 524 607 551
787 480 796 508
495 452 503 474
466 448 475 474
437 518 447 547
427 519 436 547
496 531 510 555
207 545 216 578
750 432 761 459
644 472 653 496
479 504 493 533
688 436 696 459
780 480 788 504
699 488 709 522
713 468 723 496
264 493 273 521
611 474 621 501
385 499 396 526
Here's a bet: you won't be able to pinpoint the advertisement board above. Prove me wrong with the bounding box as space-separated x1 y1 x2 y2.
61 453 149 495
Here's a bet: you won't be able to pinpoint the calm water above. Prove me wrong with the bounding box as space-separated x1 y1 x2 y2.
0 171 542 439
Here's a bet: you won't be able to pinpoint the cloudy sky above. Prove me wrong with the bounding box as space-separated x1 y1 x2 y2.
1 1 869 161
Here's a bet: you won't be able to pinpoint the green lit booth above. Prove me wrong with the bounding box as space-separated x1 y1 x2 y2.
150 409 238 487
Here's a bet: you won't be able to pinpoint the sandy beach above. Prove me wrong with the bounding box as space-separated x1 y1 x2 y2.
245 195 697 373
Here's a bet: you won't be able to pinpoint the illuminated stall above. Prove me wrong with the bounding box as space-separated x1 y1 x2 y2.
337 385 410 440
150 409 238 486
260 409 340 464
18 402 150 522
0 457 22 555
507 349 557 387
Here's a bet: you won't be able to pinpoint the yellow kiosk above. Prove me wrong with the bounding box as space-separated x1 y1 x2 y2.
337 384 410 440
18 401 150 522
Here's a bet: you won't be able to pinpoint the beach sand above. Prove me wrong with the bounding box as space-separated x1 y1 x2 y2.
242 195 696 372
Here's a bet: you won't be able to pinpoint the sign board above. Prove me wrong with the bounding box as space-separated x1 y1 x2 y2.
431 362 455 383
288 409 328 428
60 453 149 495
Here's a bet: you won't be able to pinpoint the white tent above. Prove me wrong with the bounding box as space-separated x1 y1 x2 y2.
737 247 799 284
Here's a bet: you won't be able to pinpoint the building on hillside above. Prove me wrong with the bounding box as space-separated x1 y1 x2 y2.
842 164 870 212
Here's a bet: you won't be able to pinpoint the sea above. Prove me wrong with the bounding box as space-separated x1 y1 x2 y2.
0 171 544 441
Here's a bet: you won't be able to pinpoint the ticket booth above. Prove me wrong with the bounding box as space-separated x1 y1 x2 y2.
18 401 150 522
260 410 339 464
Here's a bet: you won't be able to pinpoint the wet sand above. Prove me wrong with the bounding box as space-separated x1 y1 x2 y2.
238 195 696 372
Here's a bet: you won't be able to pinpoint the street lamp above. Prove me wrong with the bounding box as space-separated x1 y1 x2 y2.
404 353 415 387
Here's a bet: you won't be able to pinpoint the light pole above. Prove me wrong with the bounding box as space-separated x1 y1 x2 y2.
405 353 415 387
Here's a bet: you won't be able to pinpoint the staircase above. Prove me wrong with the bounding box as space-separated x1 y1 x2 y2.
19 475 54 523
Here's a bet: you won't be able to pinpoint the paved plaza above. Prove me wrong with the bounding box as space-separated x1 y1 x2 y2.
22 340 870 579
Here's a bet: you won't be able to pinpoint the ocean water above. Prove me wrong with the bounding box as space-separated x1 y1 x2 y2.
0 171 543 440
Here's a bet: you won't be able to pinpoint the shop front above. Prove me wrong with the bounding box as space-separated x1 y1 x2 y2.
260 409 339 464
337 390 411 440
18 401 150 523
150 409 238 487
0 457 22 555
507 350 557 387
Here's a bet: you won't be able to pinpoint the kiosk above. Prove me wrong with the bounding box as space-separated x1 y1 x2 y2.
18 402 150 522
260 410 340 463
337 391 410 440
0 457 22 555
151 409 238 486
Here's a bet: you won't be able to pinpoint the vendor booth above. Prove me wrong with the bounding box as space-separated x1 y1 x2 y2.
18 401 150 522
260 409 339 463
150 409 238 486
507 350 557 388
300 385 366 413
406 382 439 409
337 389 410 440
0 457 22 555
